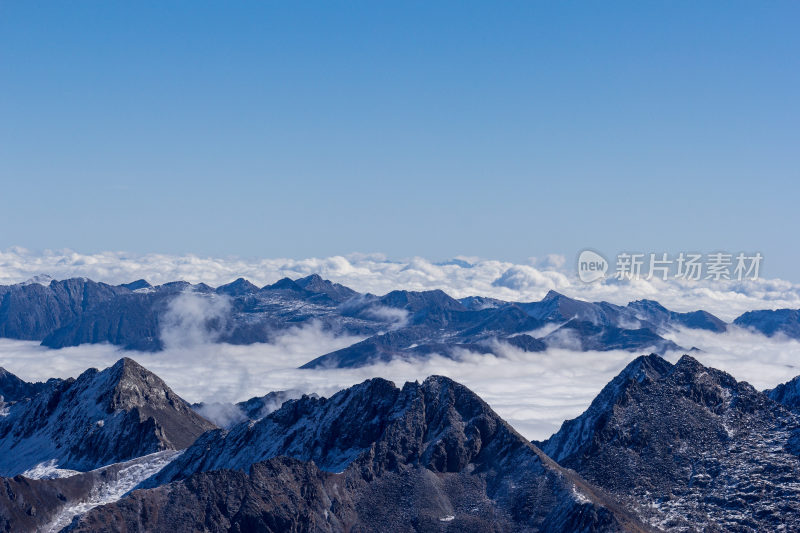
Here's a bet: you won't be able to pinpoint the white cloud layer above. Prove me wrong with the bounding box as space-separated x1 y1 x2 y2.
1 324 798 442
2 247 799 442
2 247 800 321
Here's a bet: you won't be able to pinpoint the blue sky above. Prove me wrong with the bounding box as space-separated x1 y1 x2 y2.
1 2 798 279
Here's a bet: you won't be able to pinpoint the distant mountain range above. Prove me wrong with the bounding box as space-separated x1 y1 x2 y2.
1 354 800 531
0 275 797 369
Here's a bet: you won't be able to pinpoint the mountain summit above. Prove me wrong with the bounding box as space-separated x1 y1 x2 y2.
81 374 652 532
0 358 216 476
542 353 800 531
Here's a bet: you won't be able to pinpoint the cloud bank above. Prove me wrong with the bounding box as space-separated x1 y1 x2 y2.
2 247 799 440
1 323 799 442
2 247 800 321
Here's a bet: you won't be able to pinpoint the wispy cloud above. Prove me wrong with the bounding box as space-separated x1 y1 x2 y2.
160 291 231 348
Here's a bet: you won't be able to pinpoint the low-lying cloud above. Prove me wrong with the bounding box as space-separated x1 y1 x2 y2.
193 402 248 429
160 291 232 348
1 323 799 442
3 248 800 441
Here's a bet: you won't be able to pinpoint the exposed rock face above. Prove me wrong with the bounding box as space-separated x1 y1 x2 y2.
40 291 170 351
0 367 52 402
503 333 547 352
65 458 345 533
294 273 358 303
303 290 703 368
0 358 215 476
766 375 800 413
66 455 650 533
0 469 101 532
214 277 259 297
541 354 800 532
69 376 654 533
540 354 674 463
39 275 382 351
0 278 127 341
158 375 592 484
733 308 800 339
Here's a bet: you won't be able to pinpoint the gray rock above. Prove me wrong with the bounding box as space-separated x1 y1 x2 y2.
0 358 216 476
541 353 800 531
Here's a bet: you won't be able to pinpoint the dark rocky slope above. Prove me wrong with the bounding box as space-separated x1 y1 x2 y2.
69 376 656 533
733 308 800 339
0 358 215 476
541 354 800 532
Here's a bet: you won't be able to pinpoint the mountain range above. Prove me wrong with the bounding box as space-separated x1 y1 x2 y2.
1 274 796 369
1 353 800 531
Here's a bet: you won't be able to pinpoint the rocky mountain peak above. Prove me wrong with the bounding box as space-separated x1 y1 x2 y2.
264 277 302 291
767 375 800 412
102 357 180 412
542 289 565 300
20 274 54 286
119 279 152 291
0 358 215 476
622 353 674 382
295 273 357 302
0 367 33 402
629 298 667 310
667 354 748 410
215 277 259 296
379 289 464 311
152 373 534 487
542 353 800 531
295 273 325 287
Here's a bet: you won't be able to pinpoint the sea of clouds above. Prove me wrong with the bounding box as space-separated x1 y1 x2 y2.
2 247 800 320
1 322 799 441
2 247 800 441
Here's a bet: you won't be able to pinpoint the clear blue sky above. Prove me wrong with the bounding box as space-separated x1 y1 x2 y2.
1 2 798 278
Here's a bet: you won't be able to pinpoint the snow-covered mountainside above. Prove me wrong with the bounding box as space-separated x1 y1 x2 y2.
0 451 180 532
541 354 800 531
0 358 215 476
